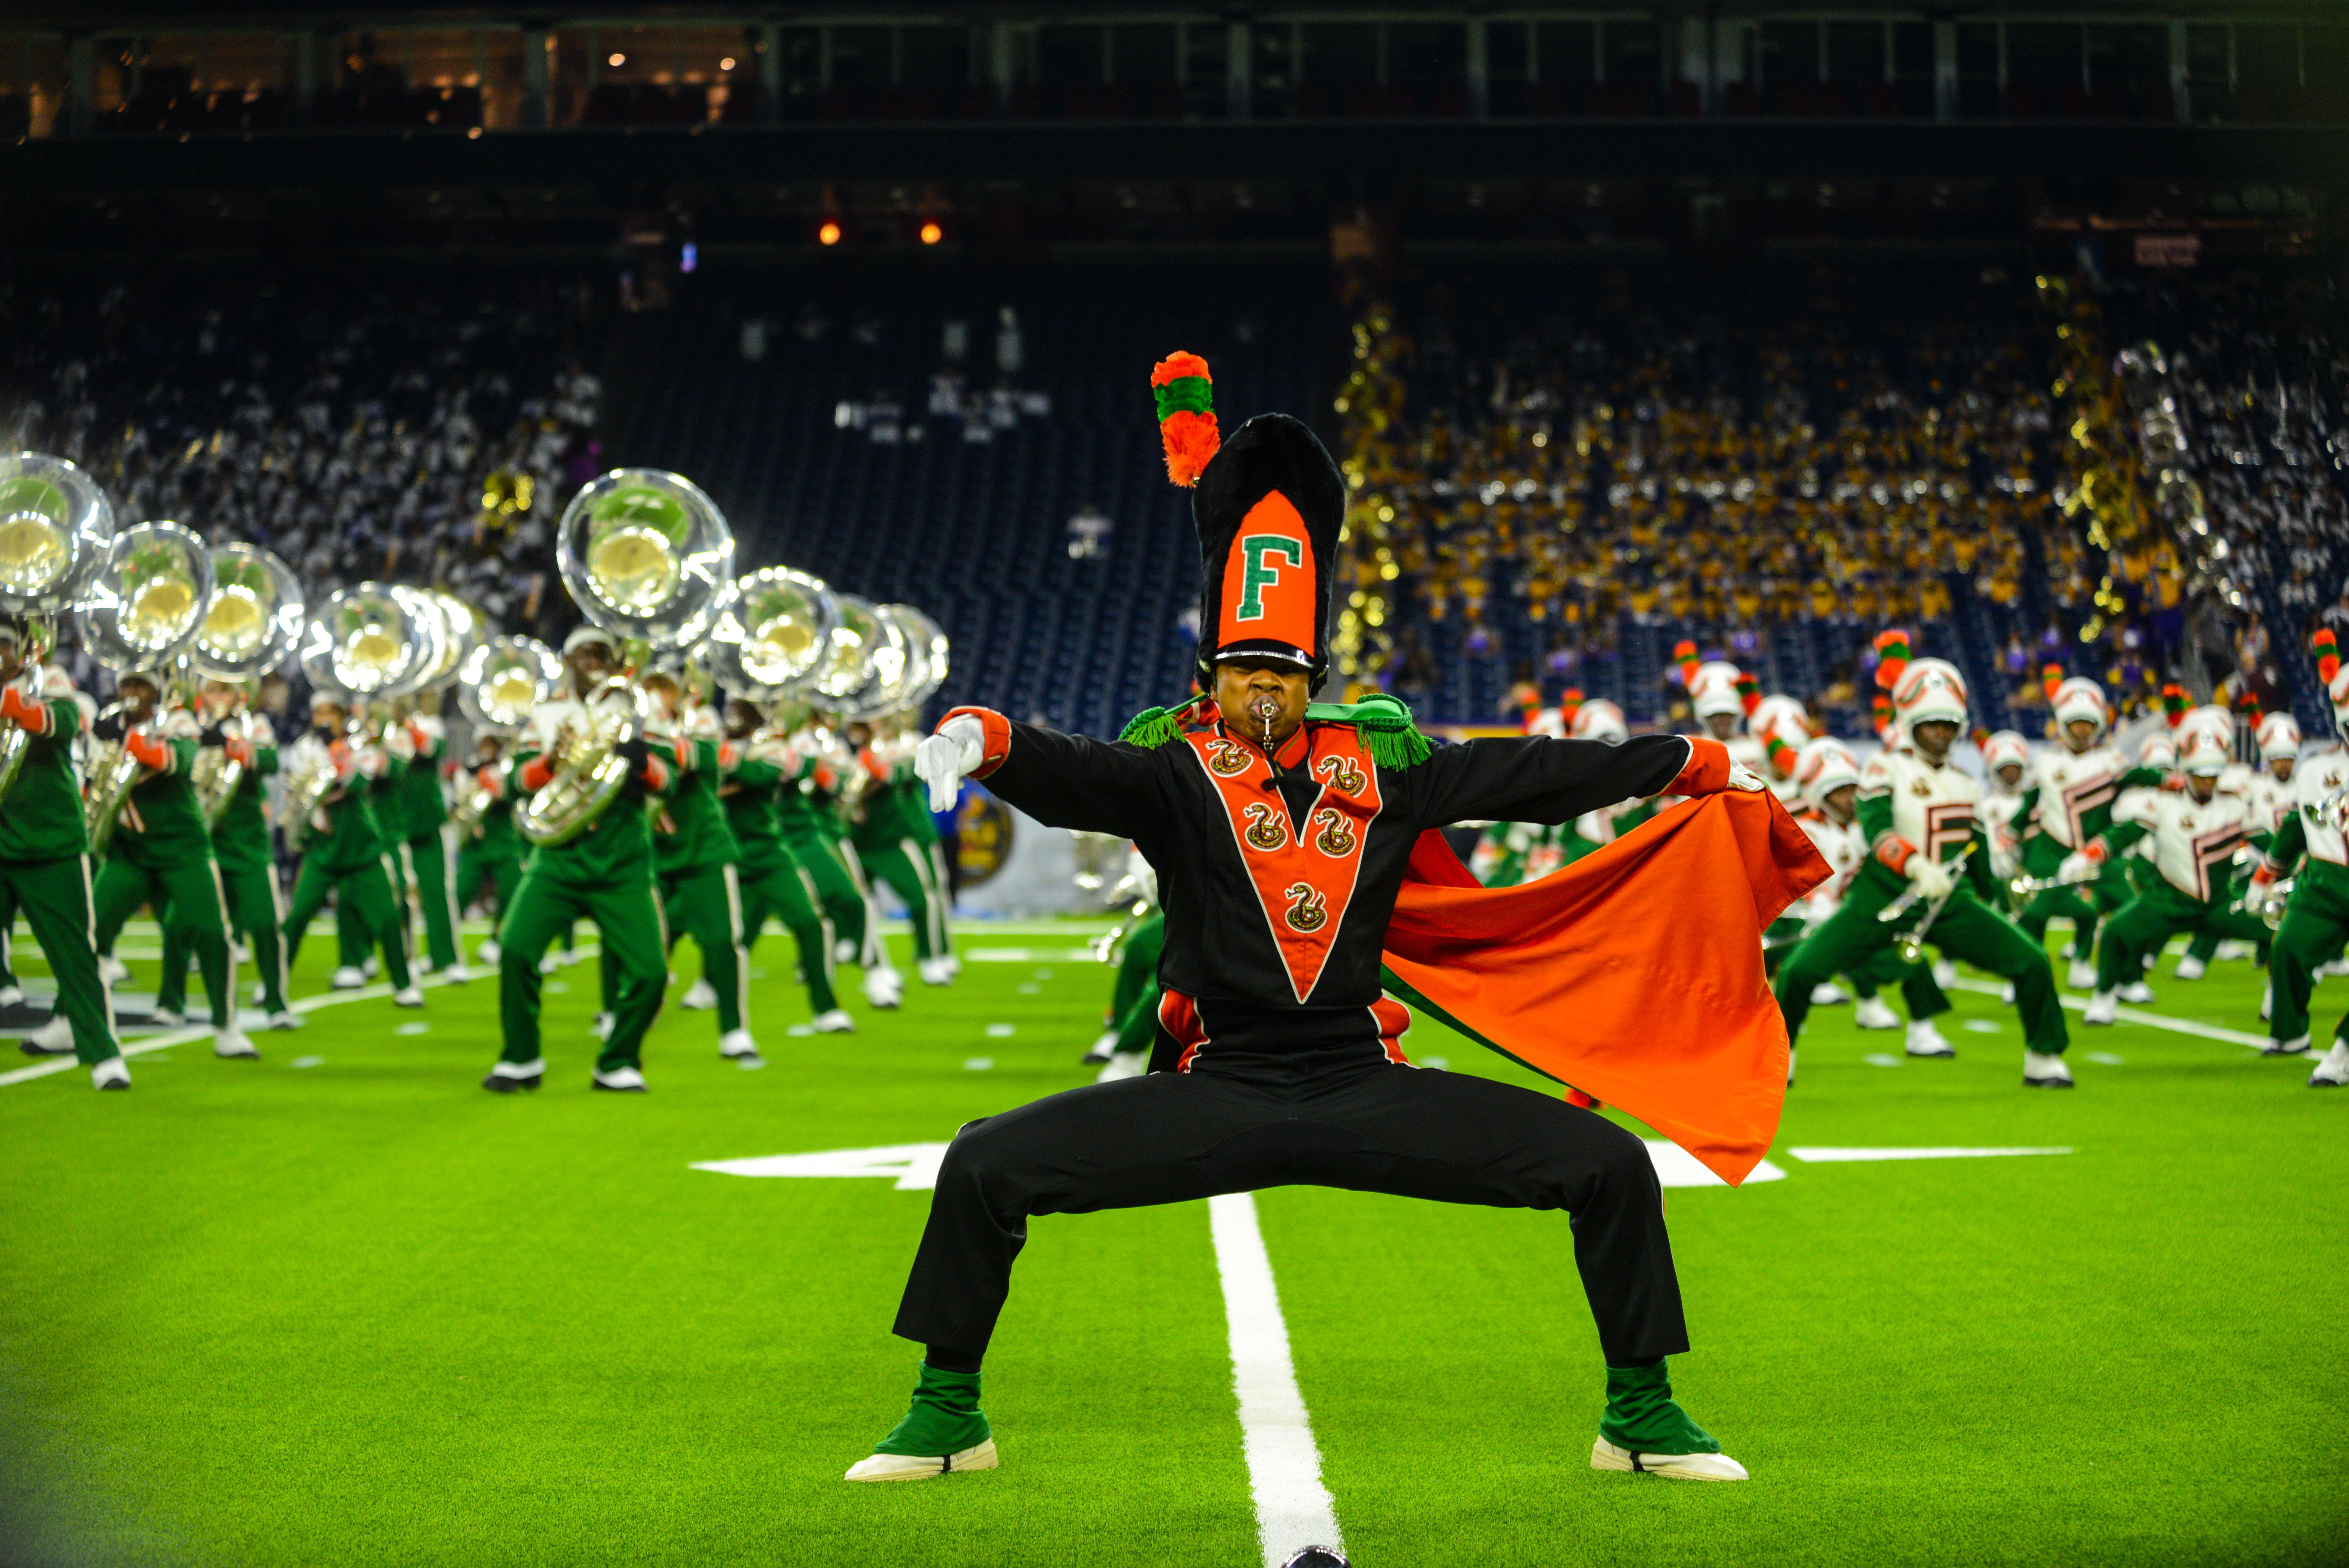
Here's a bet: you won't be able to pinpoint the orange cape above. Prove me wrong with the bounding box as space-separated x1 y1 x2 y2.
1382 792 1830 1187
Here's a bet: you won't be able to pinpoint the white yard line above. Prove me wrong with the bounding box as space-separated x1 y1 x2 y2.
1944 976 2270 1048
1209 1192 1344 1568
0 951 597 1088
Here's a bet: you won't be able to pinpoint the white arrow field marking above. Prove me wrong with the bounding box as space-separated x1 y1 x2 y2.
1788 1146 2073 1163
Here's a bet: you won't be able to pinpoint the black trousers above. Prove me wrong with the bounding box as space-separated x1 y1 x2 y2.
893 1048 1690 1366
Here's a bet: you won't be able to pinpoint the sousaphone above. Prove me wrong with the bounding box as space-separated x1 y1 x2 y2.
188 542 305 826
75 522 217 852
0 453 114 804
453 635 561 827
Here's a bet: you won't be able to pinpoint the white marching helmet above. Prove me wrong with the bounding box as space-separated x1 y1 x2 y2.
1892 657 1968 736
2178 720 2231 779
2176 703 2235 755
2048 677 2110 742
2138 731 2177 771
1981 729 2032 780
1571 698 1629 745
1795 737 1861 811
1525 706 1567 740
1687 660 1747 722
1751 694 1810 755
2331 662 2349 739
2255 711 2301 763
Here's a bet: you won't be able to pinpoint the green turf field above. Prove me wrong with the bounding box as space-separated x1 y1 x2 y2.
2 919 2344 1567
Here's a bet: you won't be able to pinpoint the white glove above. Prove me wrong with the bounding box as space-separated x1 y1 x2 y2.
1725 761 1769 793
915 714 986 812
2056 852 2093 885
1907 855 1955 902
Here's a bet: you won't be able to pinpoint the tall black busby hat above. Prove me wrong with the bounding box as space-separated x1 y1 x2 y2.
1151 352 1346 684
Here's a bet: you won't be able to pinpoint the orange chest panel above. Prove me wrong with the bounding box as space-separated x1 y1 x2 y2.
1183 727 1383 1002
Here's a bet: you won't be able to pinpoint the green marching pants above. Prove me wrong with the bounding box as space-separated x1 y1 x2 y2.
0 876 17 992
651 862 748 1035
862 835 952 964
795 832 881 970
500 868 666 1074
2096 881 2270 994
94 854 237 1029
2015 834 2105 960
342 838 456 973
160 858 288 1017
1103 911 1166 1055
1775 874 2068 1055
0 855 121 1066
337 854 406 972
283 857 413 991
1845 943 1951 1019
738 853 839 1017
454 840 523 922
2182 868 2271 969
2269 862 2349 1047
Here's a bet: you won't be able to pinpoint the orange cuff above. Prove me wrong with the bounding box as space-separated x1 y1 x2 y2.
943 706 1013 780
125 731 170 771
640 754 672 793
476 766 506 796
1875 836 1918 874
0 688 51 733
520 757 554 793
1666 736 1731 796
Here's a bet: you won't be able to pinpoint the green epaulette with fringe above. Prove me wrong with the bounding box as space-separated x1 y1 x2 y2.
1116 691 1432 771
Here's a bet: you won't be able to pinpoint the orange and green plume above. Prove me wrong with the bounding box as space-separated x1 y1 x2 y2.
2162 683 2189 727
1559 687 1584 725
1151 351 1220 487
2041 662 2064 700
1872 629 1911 691
1764 731 1798 775
1871 690 1895 732
1734 672 1763 715
1672 639 1700 686
2316 628 2341 686
2236 688 2263 725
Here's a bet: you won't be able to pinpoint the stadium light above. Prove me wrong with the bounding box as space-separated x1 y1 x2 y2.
818 219 843 246
608 52 625 67
720 56 737 70
919 220 944 246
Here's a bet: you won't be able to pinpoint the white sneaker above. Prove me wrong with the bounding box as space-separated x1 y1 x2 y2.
1808 982 1850 1006
440 964 471 985
2264 1034 2312 1057
233 941 251 964
2215 940 2254 962
833 939 858 965
2118 980 2156 1005
811 1009 855 1033
2325 960 2349 979
1081 1029 1120 1064
681 978 719 1010
2261 984 2274 1022
99 955 130 985
1905 1019 1955 1058
2024 1049 2075 1088
2082 991 2118 1025
2066 959 2098 991
1095 1048 1149 1082
1589 1438 1747 1482
362 956 380 980
845 1439 999 1482
23 1016 75 1054
591 1066 648 1092
918 957 955 986
330 966 367 990
540 955 560 974
251 983 267 1005
268 1010 302 1030
1932 959 1958 989
213 1030 260 1059
592 1011 615 1040
719 1028 761 1060
92 1056 131 1089
149 1005 185 1026
941 955 961 978
1852 996 1901 1030
393 986 424 1008
2173 955 2207 981
475 939 502 966
2310 1042 2349 1087
864 967 903 1009
2001 982 2016 1004
0 984 22 1007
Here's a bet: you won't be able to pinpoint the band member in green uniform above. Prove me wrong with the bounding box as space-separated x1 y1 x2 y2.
0 616 130 1087
852 718 957 986
395 707 463 978
334 702 410 988
89 671 252 1059
279 699 423 1007
485 625 675 1093
779 728 903 1009
454 733 522 960
721 698 852 1032
155 678 296 1029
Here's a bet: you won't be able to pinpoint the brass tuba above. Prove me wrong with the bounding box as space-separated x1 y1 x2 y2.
75 521 217 852
520 470 733 847
0 454 115 805
188 542 305 827
708 566 838 699
453 636 561 828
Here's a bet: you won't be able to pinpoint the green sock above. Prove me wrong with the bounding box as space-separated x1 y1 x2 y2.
871 1362 991 1457
1598 1360 1720 1456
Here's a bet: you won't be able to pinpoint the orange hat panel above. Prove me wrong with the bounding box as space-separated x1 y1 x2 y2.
1214 490 1319 662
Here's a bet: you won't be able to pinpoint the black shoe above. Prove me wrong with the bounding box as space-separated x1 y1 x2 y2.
481 1072 541 1093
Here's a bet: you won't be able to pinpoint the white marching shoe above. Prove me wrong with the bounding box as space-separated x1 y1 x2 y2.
2264 1034 2312 1058
330 965 367 990
681 978 720 1010
539 954 561 974
940 954 961 978
1589 1439 1748 1482
719 1028 763 1062
2309 1042 2349 1088
2024 1050 2075 1088
591 1066 649 1092
268 1010 302 1031
2118 980 2156 1005
864 966 904 1009
2173 955 2207 981
844 1440 999 1482
362 957 380 980
1852 995 1901 1031
475 938 502 966
2066 959 2098 991
439 964 472 985
0 984 22 1007
811 1009 855 1033
22 1016 75 1055
149 1005 185 1026
213 1029 260 1060
2082 991 2118 1025
1808 982 1850 1006
2001 982 2017 1004
91 1056 132 1090
1932 959 1959 989
918 956 955 986
98 955 131 986
2261 984 2274 1022
250 983 267 1005
591 1011 615 1041
1904 1019 1955 1058
393 986 424 1008
1081 1029 1120 1065
1095 1048 1148 1083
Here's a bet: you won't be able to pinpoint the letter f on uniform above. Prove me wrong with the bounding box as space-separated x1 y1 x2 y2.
1236 535 1304 622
